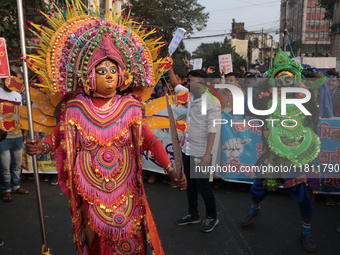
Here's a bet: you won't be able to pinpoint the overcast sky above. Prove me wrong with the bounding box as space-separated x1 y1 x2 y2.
184 0 282 54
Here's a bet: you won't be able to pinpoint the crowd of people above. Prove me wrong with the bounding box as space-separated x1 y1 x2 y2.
1 54 339 252
0 1 339 252
143 55 340 252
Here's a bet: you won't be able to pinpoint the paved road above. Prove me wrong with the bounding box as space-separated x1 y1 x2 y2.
0 177 338 255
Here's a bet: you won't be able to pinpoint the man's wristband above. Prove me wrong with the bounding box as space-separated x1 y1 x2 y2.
42 142 50 155
185 67 190 69
164 163 174 175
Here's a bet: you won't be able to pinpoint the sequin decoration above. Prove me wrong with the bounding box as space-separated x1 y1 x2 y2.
104 180 116 191
118 239 136 254
114 214 126 225
96 147 120 170
80 136 97 151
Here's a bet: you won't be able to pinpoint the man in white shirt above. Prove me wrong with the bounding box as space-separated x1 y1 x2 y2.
169 68 221 232
0 74 29 202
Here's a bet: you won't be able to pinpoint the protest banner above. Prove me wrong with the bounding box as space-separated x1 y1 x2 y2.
218 54 233 73
0 38 10 78
193 58 202 70
143 109 340 194
168 28 186 56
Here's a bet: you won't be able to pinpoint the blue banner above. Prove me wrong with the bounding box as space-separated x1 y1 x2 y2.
217 112 340 194
142 109 340 194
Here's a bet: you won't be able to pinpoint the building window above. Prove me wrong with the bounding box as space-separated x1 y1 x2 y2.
307 7 311 13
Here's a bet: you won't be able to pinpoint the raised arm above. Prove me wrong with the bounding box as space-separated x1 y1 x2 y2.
168 67 181 90
183 55 190 74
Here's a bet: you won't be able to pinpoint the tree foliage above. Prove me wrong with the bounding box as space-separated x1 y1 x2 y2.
192 40 247 74
0 0 49 60
318 0 336 20
128 0 208 74
129 0 208 36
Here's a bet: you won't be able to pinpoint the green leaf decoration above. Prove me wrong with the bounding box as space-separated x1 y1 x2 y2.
291 60 303 72
273 49 291 67
308 75 328 90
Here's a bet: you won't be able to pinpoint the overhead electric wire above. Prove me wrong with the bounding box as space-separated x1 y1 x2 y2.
182 27 280 40
237 0 279 18
208 1 279 13
210 4 279 16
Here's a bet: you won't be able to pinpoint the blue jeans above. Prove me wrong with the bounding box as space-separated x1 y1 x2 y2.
183 153 217 219
0 137 23 193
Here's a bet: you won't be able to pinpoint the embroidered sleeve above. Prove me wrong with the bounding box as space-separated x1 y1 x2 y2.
141 124 171 169
42 122 61 153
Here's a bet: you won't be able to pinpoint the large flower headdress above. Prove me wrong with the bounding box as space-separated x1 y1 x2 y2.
23 0 171 101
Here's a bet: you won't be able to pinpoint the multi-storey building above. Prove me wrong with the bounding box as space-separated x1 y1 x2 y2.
231 21 278 64
330 0 340 60
280 0 331 56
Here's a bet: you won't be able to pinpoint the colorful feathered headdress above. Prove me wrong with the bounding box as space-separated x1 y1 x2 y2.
23 0 171 101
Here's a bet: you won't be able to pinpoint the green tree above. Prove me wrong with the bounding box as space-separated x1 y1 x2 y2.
318 0 336 20
192 40 247 74
128 0 208 74
129 0 208 38
0 0 49 60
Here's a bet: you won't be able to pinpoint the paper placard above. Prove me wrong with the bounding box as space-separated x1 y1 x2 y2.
193 58 202 70
168 28 186 56
218 54 233 73
0 38 10 78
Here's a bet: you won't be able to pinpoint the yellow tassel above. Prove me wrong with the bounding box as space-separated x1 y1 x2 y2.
52 2 67 24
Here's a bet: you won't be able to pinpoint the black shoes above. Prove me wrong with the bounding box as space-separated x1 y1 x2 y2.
175 214 201 225
199 218 219 233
